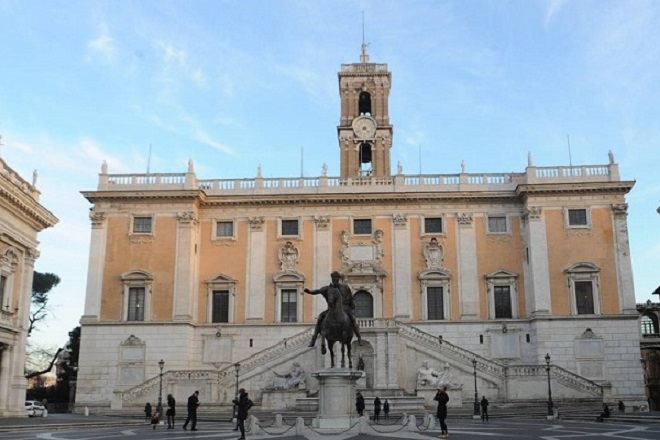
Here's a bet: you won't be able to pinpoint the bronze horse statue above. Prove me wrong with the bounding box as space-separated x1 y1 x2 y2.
321 286 354 368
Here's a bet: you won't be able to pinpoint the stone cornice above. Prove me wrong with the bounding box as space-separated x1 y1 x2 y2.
81 189 205 204
516 181 635 198
0 181 58 231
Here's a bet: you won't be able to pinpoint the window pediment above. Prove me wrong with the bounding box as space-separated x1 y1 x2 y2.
565 262 600 274
121 269 153 282
273 271 305 283
206 274 237 285
418 268 452 281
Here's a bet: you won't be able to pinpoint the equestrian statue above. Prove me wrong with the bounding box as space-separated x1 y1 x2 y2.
304 271 362 368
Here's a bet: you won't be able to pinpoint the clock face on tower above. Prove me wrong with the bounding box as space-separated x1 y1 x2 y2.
352 116 377 140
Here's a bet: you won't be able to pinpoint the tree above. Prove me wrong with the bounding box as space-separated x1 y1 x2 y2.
28 271 60 337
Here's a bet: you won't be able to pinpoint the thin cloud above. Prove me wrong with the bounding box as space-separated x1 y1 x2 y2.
87 22 117 63
544 0 568 26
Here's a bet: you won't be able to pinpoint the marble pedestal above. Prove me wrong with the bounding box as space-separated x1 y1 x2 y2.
312 368 363 429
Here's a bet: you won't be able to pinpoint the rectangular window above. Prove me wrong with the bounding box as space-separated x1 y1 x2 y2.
575 281 594 314
427 286 444 320
353 219 372 235
568 209 588 226
0 274 6 308
212 290 229 323
281 289 297 322
424 217 443 234
488 216 507 233
281 219 299 236
494 286 512 318
133 217 153 234
216 221 234 238
127 287 145 321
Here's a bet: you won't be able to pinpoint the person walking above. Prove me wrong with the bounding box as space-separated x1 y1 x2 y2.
233 388 253 440
356 392 365 417
480 396 489 422
373 396 382 423
182 390 199 431
434 386 449 439
383 399 390 419
166 394 176 429
144 402 152 421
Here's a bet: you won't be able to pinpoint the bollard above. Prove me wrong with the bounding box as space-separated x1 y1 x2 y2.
84 406 89 416
43 409 48 418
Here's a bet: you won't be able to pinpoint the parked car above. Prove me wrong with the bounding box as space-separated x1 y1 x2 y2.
25 401 45 417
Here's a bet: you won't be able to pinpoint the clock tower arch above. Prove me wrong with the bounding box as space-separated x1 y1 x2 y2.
338 42 393 178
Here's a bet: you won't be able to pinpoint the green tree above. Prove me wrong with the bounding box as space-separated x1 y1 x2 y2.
28 271 60 337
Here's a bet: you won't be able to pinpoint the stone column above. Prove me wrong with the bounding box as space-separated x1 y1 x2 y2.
81 211 107 322
456 213 478 320
392 214 411 320
612 204 637 314
246 217 266 322
313 217 332 317
523 207 552 316
173 211 198 321
0 346 8 415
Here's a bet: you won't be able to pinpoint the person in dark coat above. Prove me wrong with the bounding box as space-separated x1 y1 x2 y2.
144 402 152 420
356 392 365 416
182 390 199 431
232 388 253 440
373 396 382 422
480 396 489 422
166 394 176 429
434 386 449 438
383 399 390 419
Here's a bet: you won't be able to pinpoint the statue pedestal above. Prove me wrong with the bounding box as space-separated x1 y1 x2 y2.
261 389 308 410
311 368 363 429
416 386 464 408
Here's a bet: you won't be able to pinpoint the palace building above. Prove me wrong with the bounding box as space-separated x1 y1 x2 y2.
0 158 57 417
76 45 646 412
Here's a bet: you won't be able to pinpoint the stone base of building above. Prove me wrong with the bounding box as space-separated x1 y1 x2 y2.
261 389 308 410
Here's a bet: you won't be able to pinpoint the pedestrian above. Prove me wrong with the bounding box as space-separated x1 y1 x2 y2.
182 390 200 431
618 400 625 412
232 388 253 440
383 399 390 419
480 396 489 422
150 409 160 429
373 396 382 422
144 402 152 420
434 386 449 439
356 392 365 417
166 393 176 429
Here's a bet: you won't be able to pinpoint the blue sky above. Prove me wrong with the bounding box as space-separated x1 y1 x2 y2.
1 0 658 351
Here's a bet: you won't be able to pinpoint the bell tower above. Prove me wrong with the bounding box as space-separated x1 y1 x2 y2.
337 42 393 178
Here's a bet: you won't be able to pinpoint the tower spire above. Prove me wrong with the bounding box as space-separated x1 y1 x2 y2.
360 11 370 63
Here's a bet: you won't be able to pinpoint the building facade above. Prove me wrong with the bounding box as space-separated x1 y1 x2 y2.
76 47 646 412
0 158 57 417
638 293 660 410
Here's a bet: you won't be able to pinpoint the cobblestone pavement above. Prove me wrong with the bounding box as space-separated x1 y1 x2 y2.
1 417 660 440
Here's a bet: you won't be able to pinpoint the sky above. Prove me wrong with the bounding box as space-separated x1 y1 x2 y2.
1 0 658 352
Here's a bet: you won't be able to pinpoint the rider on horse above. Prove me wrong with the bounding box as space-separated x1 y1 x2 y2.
304 271 362 347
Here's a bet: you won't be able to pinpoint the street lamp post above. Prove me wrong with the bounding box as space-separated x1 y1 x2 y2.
472 358 480 418
233 362 240 430
156 359 165 416
545 353 553 418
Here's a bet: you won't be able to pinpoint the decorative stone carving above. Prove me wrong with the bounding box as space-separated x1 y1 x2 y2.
278 241 299 271
612 204 628 218
522 206 542 223
392 213 408 227
423 237 443 269
177 211 198 225
261 362 306 390
248 217 265 231
416 360 462 389
373 229 384 263
89 211 107 228
456 212 473 226
340 230 350 267
314 216 330 230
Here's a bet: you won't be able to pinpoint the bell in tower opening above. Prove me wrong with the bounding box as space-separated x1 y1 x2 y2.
359 91 372 115
359 142 373 176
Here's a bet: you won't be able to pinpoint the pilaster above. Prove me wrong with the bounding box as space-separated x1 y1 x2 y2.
456 213 478 320
522 207 552 316
313 216 332 318
82 211 107 322
612 204 637 314
172 211 198 321
246 217 266 321
392 214 411 320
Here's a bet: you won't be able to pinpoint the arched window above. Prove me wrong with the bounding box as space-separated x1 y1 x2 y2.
353 290 374 318
359 91 371 115
641 314 658 335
